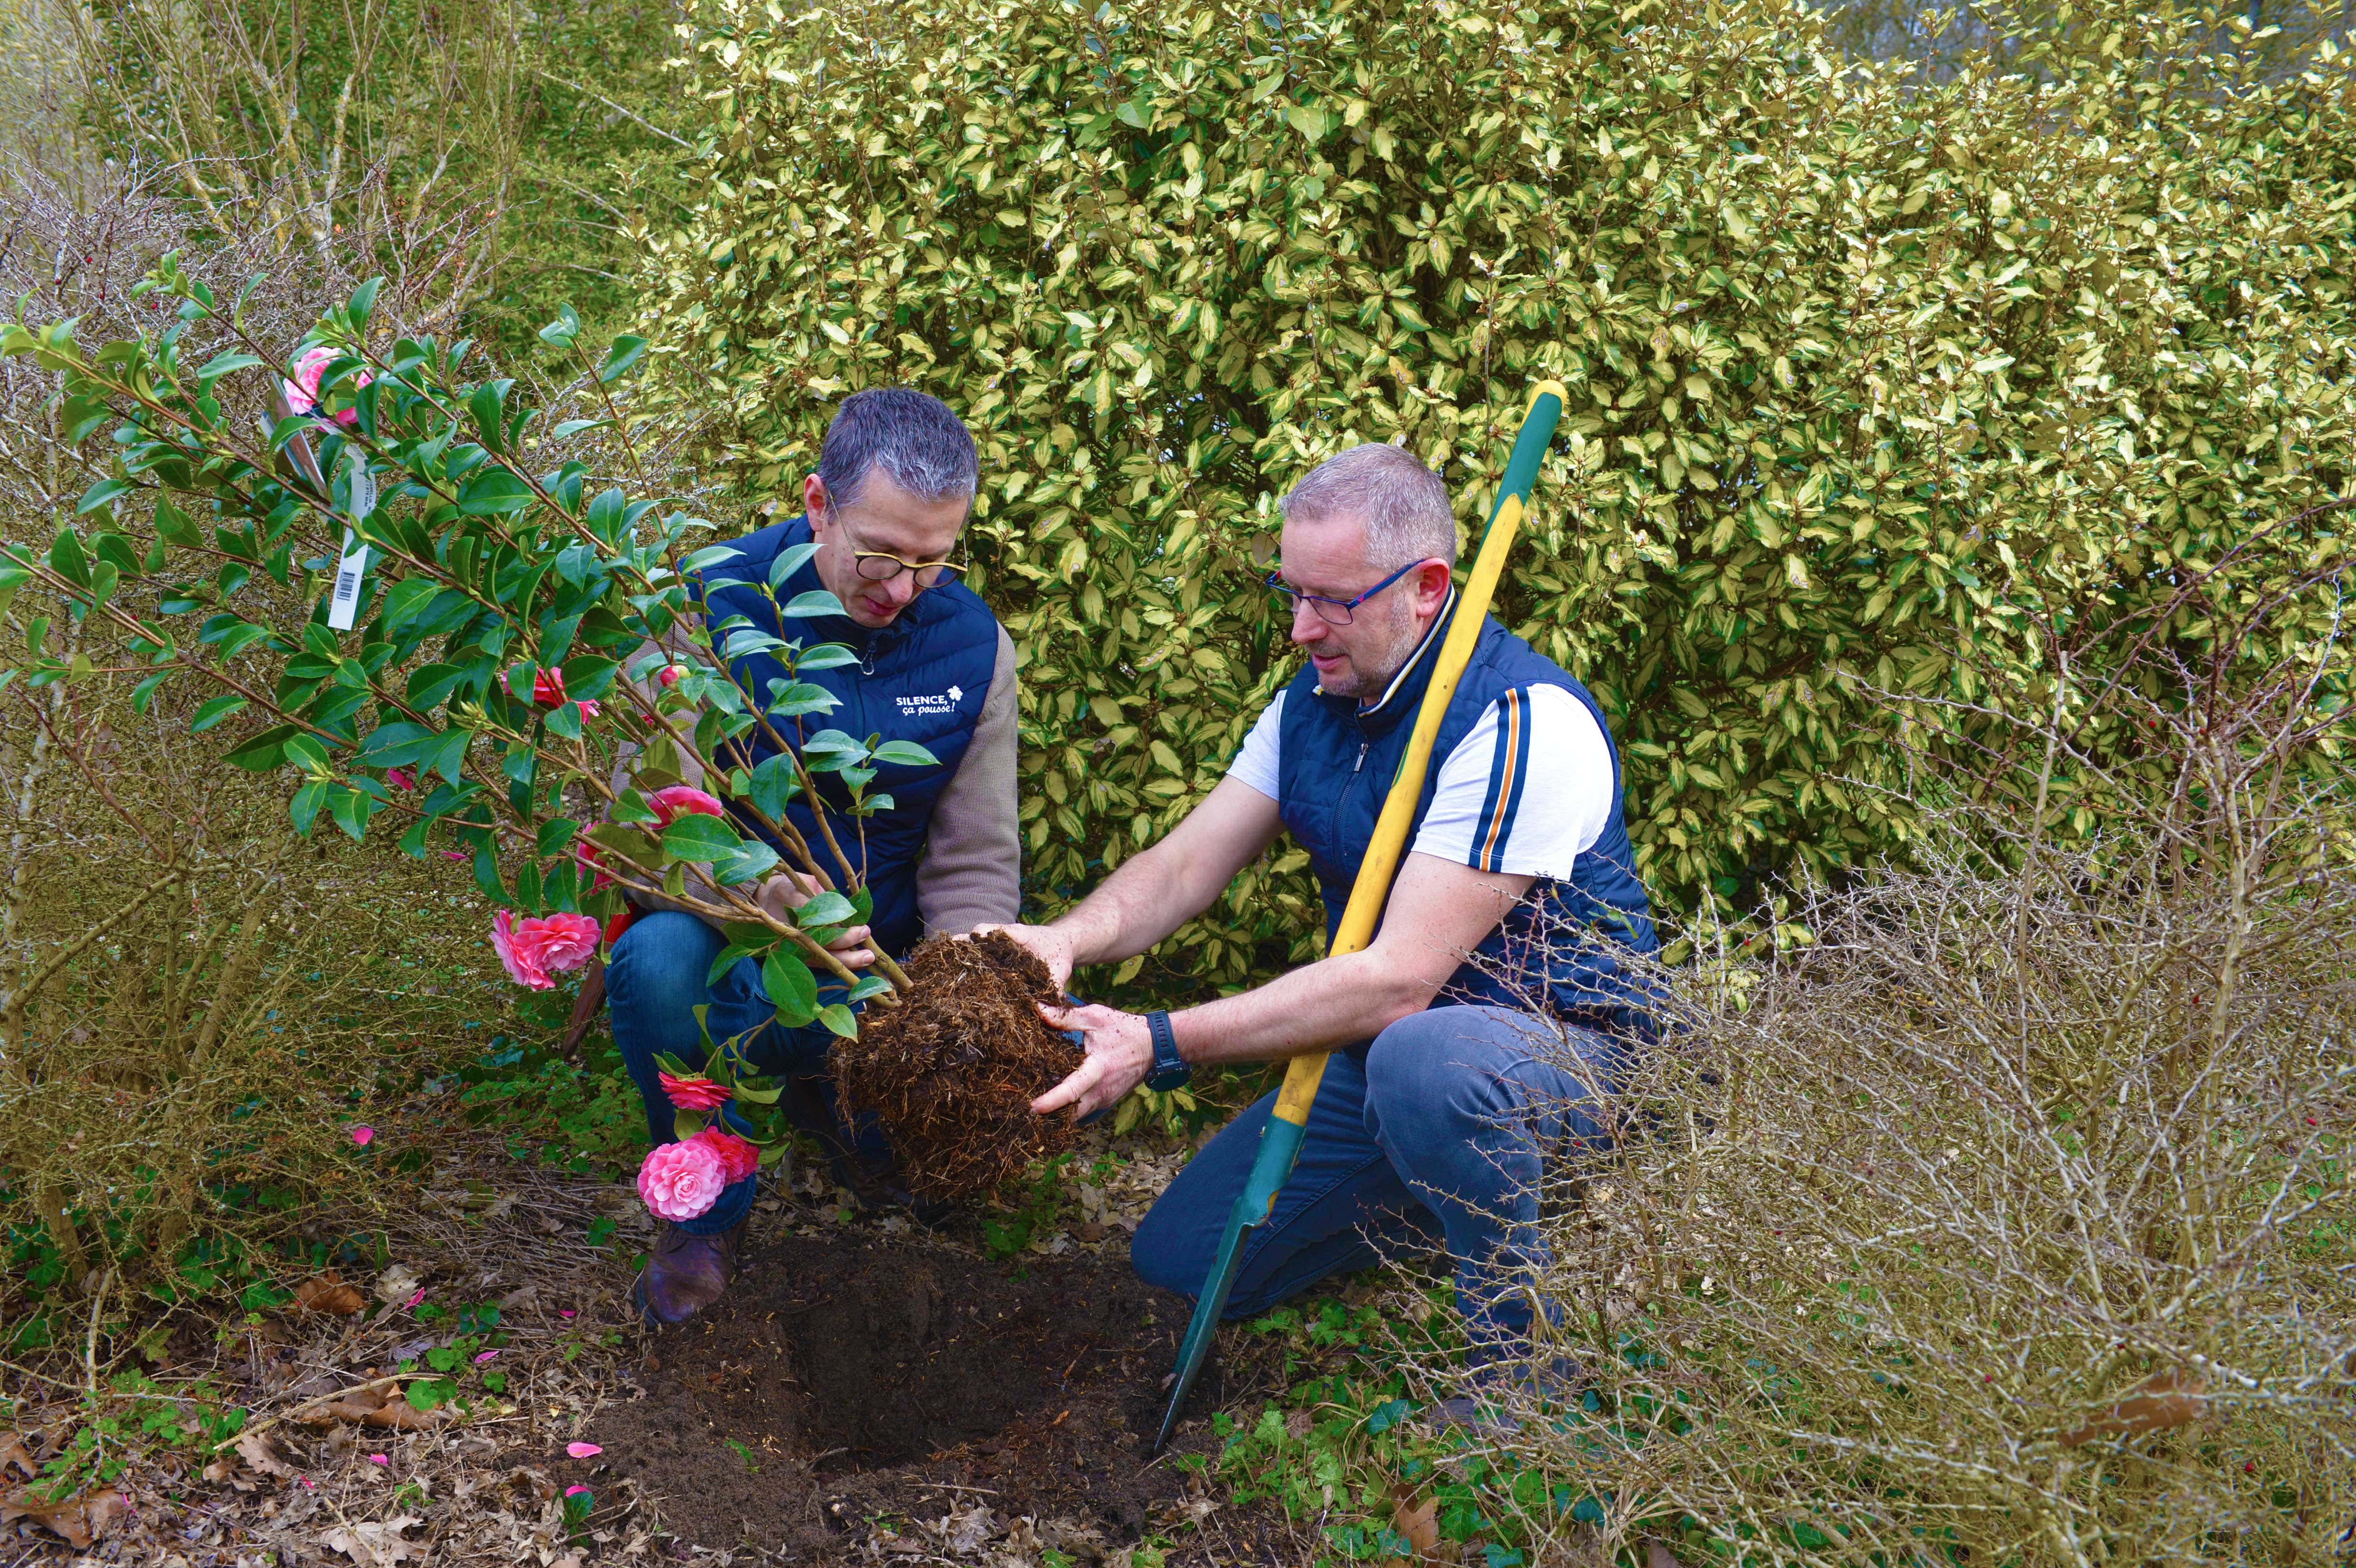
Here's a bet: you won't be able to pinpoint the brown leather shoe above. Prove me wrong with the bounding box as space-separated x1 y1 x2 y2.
632 1219 745 1326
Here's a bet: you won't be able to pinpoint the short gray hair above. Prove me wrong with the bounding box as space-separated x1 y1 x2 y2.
817 388 979 513
1280 443 1457 567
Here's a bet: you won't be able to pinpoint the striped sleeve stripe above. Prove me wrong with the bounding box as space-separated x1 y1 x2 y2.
1473 689 1534 872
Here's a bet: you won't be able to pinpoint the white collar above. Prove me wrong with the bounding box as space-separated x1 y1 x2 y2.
1311 585 1457 717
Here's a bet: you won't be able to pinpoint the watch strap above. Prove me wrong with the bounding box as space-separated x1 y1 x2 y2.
1145 1009 1191 1090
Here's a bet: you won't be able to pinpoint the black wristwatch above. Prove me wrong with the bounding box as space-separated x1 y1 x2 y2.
1143 1010 1193 1092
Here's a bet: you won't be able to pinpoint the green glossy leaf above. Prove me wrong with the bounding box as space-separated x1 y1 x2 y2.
660 812 744 861
190 693 250 732
761 947 819 1027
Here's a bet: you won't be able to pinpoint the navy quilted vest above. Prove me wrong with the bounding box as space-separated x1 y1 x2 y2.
1275 598 1659 1036
694 515 1002 957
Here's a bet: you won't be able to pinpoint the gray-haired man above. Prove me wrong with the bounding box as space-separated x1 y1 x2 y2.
611 388 1023 1324
988 443 1658 1415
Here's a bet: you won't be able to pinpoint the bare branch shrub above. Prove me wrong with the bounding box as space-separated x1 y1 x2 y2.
1396 585 2356 1563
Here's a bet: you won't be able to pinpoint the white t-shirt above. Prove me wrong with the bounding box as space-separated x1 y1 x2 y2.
1225 683 1615 878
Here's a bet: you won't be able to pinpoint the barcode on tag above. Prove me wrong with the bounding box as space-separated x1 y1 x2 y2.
327 527 370 631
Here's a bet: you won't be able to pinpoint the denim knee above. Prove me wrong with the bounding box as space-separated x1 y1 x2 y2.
606 912 721 1045
1361 1009 1486 1146
1128 1196 1203 1298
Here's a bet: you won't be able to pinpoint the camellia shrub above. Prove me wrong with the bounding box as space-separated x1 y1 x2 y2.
0 266 955 1224
641 0 2355 989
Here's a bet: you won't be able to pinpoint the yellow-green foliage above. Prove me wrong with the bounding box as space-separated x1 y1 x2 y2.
642 0 2356 990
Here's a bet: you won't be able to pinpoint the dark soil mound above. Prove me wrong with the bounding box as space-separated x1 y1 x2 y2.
832 931 1080 1199
570 1232 1227 1557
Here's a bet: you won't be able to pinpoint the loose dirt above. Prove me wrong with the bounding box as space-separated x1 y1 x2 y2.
830 932 1083 1201
569 1231 1235 1559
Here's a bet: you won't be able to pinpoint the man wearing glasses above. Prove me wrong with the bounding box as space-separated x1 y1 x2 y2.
985 442 1657 1419
613 388 1020 1324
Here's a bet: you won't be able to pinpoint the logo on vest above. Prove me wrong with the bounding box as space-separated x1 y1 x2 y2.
896 687 960 718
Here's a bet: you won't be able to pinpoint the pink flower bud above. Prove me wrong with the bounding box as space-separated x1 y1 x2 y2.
646 785 725 826
657 664 686 689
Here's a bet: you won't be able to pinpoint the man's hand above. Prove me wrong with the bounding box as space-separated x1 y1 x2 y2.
760 869 874 969
1031 1002 1152 1119
971 922 1077 992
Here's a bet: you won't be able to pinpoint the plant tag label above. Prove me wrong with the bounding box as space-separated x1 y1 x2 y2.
328 528 370 631
328 449 375 631
345 456 376 522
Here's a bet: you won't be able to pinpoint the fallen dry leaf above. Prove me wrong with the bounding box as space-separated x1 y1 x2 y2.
325 1512 424 1566
294 1270 368 1316
1647 1542 1685 1568
294 1394 431 1431
235 1429 294 1477
373 1263 424 1305
0 1433 33 1481
2061 1370 2207 1448
1390 1486 1441 1560
1 1486 128 1549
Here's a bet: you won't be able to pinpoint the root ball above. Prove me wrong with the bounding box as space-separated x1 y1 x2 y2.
832 932 1081 1200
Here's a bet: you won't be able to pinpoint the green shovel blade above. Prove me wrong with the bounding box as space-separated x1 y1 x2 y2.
1153 1112 1307 1449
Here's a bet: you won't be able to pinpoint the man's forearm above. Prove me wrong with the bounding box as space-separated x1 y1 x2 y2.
1050 840 1203 968
1169 948 1436 1065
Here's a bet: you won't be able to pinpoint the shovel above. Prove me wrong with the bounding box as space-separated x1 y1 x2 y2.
1153 381 1570 1448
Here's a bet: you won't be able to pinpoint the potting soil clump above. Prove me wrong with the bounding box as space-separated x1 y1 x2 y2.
831 930 1080 1199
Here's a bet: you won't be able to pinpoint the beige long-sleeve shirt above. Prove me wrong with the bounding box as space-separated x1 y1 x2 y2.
915 624 1022 934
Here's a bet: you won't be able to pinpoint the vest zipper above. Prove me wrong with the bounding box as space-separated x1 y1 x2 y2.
1353 741 1368 774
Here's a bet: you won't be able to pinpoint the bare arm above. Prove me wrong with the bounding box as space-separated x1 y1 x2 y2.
1031 851 1535 1117
978 775 1285 989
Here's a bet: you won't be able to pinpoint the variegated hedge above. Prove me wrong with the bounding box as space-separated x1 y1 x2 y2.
639 0 2355 996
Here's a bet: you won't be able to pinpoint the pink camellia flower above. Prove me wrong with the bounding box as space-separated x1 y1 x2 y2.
284 343 372 428
349 1125 375 1147
691 1126 760 1186
656 663 686 689
657 1070 730 1111
565 1443 601 1459
637 1139 727 1222
572 700 600 721
385 768 414 791
647 784 725 827
531 666 567 707
490 909 605 990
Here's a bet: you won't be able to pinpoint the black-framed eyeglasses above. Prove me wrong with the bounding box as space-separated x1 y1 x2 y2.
1263 559 1429 626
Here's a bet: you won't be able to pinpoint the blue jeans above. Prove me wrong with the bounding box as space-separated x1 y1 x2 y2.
1130 1005 1621 1364
606 911 862 1235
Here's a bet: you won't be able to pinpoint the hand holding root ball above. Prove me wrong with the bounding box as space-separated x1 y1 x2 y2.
1028 1002 1152 1121
969 921 1076 991
965 924 1151 1121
